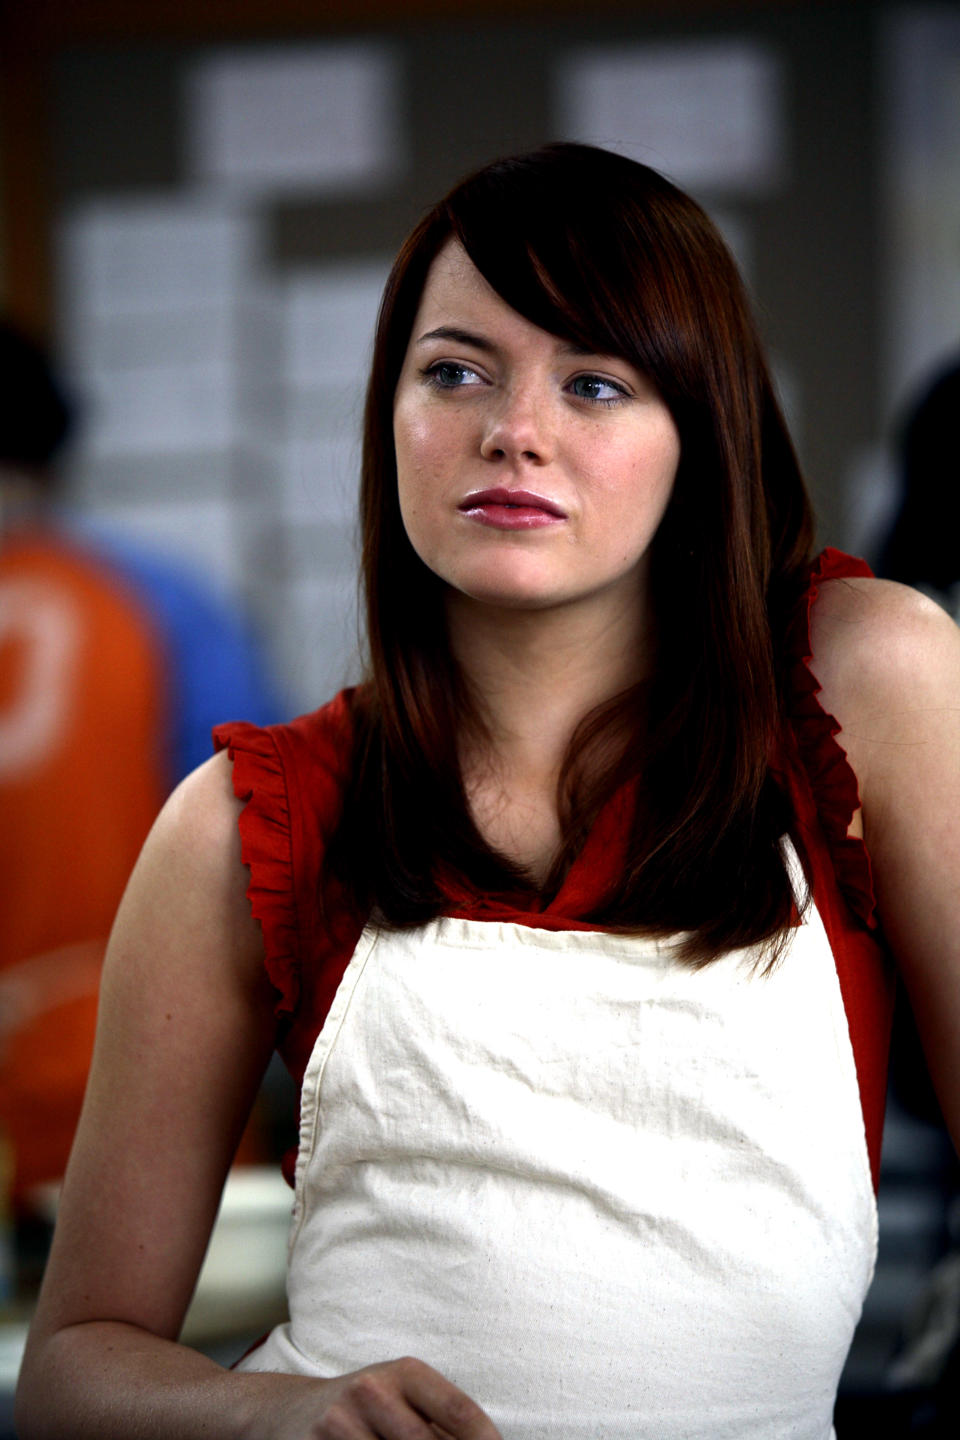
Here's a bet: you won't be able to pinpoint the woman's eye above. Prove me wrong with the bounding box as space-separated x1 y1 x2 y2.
423 361 483 390
569 374 628 404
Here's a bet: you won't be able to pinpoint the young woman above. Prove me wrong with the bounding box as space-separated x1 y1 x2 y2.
16 144 960 1440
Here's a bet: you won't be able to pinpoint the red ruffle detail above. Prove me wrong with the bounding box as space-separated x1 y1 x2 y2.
786 547 878 930
213 722 300 1020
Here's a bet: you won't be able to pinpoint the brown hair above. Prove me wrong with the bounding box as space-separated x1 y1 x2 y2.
329 142 815 964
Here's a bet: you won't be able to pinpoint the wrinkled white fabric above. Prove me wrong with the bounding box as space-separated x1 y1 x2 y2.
240 845 876 1439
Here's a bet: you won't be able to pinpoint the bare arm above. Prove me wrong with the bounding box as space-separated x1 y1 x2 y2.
14 752 284 1437
15 753 500 1440
809 578 960 1151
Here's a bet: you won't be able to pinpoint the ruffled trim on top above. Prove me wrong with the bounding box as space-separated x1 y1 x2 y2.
785 547 878 929
213 722 299 1020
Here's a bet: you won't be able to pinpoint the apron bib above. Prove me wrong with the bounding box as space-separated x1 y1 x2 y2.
239 846 876 1438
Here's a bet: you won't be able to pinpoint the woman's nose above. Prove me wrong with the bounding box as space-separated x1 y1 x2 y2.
479 385 552 465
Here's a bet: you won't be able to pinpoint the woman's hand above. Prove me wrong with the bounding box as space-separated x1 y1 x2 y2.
241 1357 502 1440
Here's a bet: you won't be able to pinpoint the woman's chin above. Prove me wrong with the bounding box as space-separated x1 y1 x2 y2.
445 578 571 615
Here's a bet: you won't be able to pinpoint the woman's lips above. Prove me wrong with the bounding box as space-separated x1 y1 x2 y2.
458 488 567 530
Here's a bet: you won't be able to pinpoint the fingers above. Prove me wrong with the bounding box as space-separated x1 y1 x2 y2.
320 1365 431 1440
399 1357 501 1440
310 1357 502 1440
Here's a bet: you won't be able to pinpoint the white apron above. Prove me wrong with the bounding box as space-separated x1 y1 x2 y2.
238 846 877 1438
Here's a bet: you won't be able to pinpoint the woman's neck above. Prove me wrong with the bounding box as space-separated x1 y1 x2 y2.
448 588 651 789
446 590 651 882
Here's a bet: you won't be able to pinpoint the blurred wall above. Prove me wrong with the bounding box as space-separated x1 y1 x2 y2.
2 0 959 710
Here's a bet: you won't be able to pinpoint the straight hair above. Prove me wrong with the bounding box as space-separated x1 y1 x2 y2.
327 143 815 966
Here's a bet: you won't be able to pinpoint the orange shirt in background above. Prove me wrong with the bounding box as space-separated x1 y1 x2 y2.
0 532 169 1204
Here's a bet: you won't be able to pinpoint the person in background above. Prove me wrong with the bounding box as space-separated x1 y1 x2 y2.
0 318 283 1224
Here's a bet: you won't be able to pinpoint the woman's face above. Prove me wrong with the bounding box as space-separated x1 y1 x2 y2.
392 241 680 621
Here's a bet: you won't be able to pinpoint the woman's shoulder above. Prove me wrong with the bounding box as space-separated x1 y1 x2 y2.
155 749 248 869
808 572 960 805
809 572 960 714
781 549 955 758
111 751 267 990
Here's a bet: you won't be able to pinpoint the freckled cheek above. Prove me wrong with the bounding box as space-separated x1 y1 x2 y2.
395 426 430 514
395 414 457 493
397 459 446 531
593 432 679 501
396 447 453 557
583 444 677 559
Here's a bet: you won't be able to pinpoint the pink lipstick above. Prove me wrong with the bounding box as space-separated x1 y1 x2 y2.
458 488 567 530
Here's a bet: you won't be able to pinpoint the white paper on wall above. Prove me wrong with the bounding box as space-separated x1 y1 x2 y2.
57 198 263 464
81 363 236 458
278 571 362 710
66 452 235 507
185 44 404 197
557 40 785 194
284 262 390 387
59 197 260 320
68 305 239 373
275 263 389 522
282 436 362 527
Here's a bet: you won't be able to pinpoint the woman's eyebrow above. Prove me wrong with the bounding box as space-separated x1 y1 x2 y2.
415 326 495 351
414 326 609 361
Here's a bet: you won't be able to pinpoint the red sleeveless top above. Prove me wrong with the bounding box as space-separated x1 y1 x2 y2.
214 548 895 1190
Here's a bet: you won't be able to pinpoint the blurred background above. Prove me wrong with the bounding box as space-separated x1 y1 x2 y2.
1 0 959 1434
